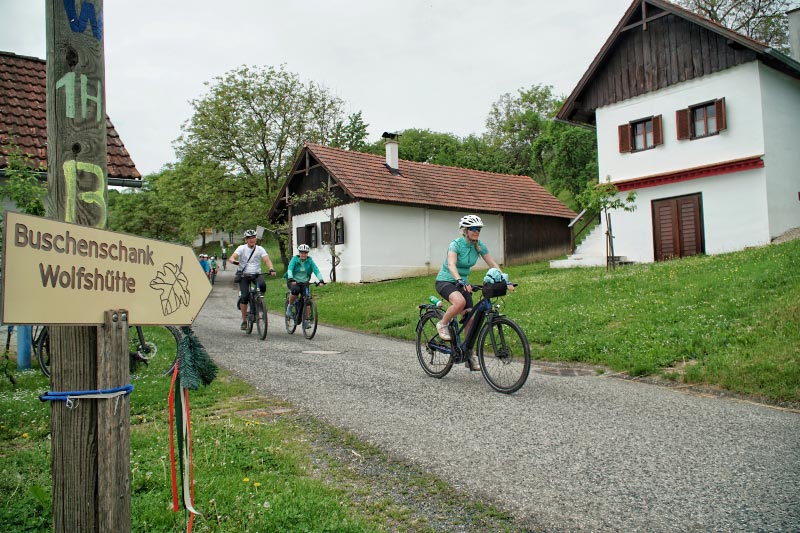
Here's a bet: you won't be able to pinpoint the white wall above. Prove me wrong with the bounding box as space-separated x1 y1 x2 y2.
597 62 765 183
608 168 770 262
759 63 800 238
291 203 504 283
594 62 795 262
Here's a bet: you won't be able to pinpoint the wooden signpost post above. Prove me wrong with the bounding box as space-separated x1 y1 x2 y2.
29 2 208 531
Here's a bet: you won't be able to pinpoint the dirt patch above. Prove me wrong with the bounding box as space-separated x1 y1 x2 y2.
772 227 800 244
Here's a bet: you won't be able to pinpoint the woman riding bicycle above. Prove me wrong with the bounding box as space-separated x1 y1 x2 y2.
285 244 325 318
434 215 510 370
230 229 276 330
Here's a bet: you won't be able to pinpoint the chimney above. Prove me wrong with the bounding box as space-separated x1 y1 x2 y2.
789 8 800 61
382 131 399 172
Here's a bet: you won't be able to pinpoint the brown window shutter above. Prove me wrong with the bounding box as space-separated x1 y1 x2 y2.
715 97 726 131
676 108 691 140
653 115 663 146
296 226 305 245
618 124 631 153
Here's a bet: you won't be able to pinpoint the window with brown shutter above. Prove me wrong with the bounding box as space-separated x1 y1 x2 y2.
676 98 726 140
618 124 632 153
676 108 691 140
321 221 332 244
652 115 663 146
620 116 662 152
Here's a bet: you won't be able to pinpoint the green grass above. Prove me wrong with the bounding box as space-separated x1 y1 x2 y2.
0 327 521 532
262 239 800 403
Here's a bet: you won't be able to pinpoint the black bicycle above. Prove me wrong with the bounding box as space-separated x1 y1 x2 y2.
285 281 323 339
243 274 268 339
414 282 531 394
36 324 181 378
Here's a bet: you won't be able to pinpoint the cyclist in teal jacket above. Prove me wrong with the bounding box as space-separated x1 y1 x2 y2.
435 215 507 370
285 244 325 316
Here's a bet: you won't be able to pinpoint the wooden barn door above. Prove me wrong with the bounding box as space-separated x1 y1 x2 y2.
652 194 704 261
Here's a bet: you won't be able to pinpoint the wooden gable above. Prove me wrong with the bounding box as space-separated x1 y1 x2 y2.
558 0 800 127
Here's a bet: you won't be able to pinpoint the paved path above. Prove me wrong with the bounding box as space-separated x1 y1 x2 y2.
193 267 800 531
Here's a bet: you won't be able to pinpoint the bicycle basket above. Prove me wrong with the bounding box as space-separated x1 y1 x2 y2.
482 281 507 298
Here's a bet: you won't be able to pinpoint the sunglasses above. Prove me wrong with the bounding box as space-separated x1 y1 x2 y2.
299 250 309 254
467 226 482 232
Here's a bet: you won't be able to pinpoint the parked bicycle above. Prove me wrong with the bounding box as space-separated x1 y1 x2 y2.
285 281 322 339
415 281 531 394
36 324 182 378
243 275 268 339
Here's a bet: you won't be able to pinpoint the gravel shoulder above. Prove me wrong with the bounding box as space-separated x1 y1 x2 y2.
192 268 800 532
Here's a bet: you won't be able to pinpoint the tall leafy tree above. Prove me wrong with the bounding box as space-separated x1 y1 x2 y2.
673 0 799 52
330 111 370 151
484 84 561 180
175 64 365 199
534 120 599 207
107 172 185 242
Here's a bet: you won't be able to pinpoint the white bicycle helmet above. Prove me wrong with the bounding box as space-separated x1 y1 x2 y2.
297 244 310 253
243 229 257 238
459 214 484 228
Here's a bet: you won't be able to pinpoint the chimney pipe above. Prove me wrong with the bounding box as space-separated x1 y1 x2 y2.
381 131 399 171
789 8 800 62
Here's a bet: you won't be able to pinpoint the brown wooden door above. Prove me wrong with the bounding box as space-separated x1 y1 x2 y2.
652 194 704 261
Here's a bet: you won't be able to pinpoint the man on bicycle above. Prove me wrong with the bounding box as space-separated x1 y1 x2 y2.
230 229 276 330
285 244 324 322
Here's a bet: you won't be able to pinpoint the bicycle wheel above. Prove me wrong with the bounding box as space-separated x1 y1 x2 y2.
477 316 531 394
36 326 50 377
256 297 268 340
415 311 453 378
285 292 297 334
130 326 182 377
302 299 318 340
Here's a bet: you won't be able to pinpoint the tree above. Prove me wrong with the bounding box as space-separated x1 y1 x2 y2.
673 0 799 52
534 120 599 207
484 84 561 180
1 142 46 216
362 129 514 174
107 172 185 243
576 177 638 270
176 64 365 199
330 110 370 151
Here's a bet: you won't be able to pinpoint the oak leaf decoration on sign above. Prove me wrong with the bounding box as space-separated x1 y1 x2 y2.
150 257 190 316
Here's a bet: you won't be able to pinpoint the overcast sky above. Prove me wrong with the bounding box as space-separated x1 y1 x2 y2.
1 0 634 175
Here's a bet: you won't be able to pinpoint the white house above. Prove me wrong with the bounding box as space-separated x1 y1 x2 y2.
555 0 800 265
269 138 576 283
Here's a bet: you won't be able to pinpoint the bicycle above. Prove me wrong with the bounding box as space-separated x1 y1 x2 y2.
242 274 268 339
285 281 323 339
414 282 531 394
36 324 182 378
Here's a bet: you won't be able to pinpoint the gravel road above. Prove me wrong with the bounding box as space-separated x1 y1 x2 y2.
192 268 800 532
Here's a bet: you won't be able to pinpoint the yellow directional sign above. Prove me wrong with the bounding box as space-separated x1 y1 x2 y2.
1 211 212 325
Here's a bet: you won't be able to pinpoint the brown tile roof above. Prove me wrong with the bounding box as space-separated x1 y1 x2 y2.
294 143 576 219
0 51 141 180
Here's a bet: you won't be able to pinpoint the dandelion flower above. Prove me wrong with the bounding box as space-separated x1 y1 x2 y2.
254 482 261 488
22 433 29 438
243 477 250 483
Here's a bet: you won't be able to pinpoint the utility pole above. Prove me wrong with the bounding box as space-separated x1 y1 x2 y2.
45 1 131 531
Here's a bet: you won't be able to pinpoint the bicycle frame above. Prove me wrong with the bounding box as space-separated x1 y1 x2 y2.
424 297 496 361
293 283 312 322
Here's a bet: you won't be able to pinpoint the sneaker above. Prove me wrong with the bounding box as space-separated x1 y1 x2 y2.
435 321 451 341
303 320 311 329
466 353 480 371
286 305 293 318
240 321 248 330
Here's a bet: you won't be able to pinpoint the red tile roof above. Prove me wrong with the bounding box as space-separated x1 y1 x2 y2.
297 143 576 219
0 51 141 180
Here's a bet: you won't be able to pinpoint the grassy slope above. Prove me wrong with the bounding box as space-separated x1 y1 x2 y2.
263 239 799 403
